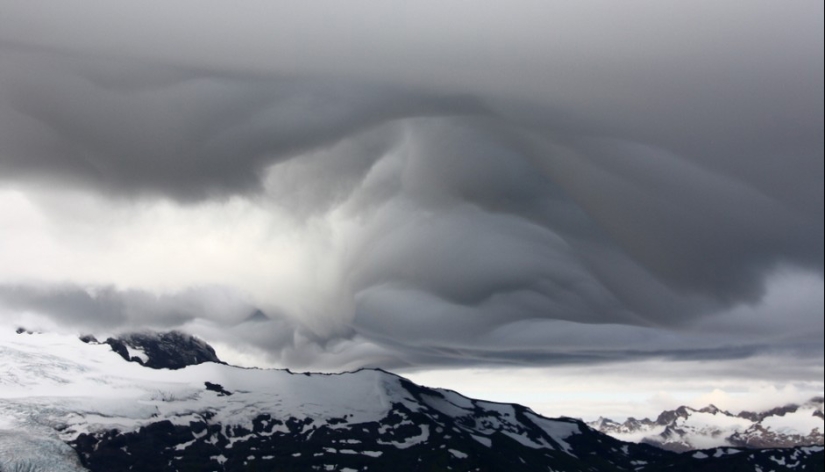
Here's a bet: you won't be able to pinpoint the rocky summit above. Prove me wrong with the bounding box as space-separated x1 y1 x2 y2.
91 330 224 370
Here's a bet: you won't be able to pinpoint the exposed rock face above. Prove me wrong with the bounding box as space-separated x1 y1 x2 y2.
658 406 693 424
104 331 223 369
739 404 806 423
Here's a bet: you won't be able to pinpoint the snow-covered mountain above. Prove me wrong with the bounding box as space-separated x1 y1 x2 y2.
589 400 824 452
1 329 822 472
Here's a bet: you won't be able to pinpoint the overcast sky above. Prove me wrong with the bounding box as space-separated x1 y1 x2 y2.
0 1 822 419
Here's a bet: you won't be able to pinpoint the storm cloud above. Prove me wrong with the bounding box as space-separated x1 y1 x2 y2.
0 1 822 380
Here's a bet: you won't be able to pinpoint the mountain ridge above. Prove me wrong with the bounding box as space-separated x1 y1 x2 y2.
2 329 822 471
589 398 824 452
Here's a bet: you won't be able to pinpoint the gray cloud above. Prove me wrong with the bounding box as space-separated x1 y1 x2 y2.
0 1 822 379
0 266 820 374
0 283 255 331
0 50 483 201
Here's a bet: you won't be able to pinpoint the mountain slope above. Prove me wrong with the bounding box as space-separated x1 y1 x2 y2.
1 330 822 472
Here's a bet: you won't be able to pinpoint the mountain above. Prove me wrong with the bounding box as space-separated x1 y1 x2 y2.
589 400 824 452
242 309 271 324
2 329 823 472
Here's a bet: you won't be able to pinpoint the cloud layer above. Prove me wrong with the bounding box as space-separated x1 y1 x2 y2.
0 1 822 380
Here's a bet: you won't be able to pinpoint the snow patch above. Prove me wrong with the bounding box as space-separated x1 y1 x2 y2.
472 435 492 447
124 345 149 364
761 407 824 436
713 448 741 457
525 413 580 455
448 449 468 459
0 430 87 472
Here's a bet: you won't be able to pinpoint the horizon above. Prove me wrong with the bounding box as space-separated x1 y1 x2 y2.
8 323 823 424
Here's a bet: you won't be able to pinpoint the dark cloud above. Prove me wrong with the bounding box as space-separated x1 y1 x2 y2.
0 283 255 331
0 1 822 377
0 50 483 201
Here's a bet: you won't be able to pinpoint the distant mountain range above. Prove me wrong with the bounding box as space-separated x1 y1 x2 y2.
1 329 822 471
589 398 824 452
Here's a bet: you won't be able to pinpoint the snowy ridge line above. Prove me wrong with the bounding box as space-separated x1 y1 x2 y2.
2 330 823 472
589 400 824 452
0 330 583 443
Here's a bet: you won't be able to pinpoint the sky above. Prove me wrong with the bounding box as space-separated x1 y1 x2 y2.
0 1 822 420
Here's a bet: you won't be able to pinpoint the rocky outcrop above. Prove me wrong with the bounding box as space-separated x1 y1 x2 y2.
103 330 223 369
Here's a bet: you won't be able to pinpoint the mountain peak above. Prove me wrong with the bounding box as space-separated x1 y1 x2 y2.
654 405 693 425
103 330 223 369
699 404 723 414
243 309 270 323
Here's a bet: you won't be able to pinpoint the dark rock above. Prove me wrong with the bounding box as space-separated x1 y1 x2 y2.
243 309 270 323
656 406 693 425
105 331 223 369
79 334 99 344
204 381 232 396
